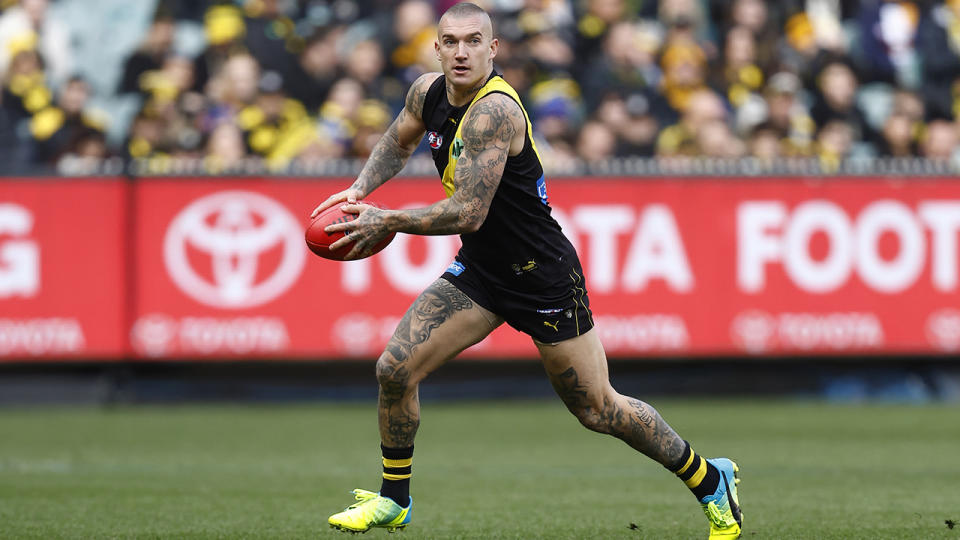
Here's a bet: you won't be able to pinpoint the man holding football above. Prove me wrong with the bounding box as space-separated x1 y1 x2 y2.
311 3 742 538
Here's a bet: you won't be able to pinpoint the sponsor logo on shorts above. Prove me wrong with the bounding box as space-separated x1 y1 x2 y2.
536 308 563 315
446 261 465 276
512 259 537 274
427 131 443 149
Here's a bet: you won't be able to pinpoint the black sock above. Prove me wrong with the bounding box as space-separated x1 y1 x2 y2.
379 444 413 507
666 441 721 501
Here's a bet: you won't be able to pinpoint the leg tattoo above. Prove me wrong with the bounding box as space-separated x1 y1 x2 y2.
549 366 685 466
377 279 474 447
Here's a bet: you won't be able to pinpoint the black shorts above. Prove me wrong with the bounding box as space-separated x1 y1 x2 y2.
441 254 594 344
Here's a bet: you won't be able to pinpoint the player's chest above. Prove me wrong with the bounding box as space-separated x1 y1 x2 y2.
425 103 468 163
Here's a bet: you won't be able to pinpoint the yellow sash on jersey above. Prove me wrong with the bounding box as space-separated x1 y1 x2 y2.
441 76 542 197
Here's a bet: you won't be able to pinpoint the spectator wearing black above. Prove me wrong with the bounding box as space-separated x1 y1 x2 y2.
117 14 175 96
286 27 341 111
916 1 960 120
809 59 874 144
192 4 247 94
29 75 105 164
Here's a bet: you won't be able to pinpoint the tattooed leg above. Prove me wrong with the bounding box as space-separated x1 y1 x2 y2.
377 278 502 447
536 330 686 466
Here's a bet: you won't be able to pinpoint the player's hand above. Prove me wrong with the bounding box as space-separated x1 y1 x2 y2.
325 203 391 260
310 187 364 219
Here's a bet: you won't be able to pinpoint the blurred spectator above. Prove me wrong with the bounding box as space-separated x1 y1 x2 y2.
815 119 854 172
286 27 341 111
28 75 105 164
916 0 960 120
575 0 630 69
759 71 815 155
0 0 72 89
921 119 959 159
746 121 784 160
580 21 662 114
854 0 920 87
711 25 763 118
576 119 617 161
810 59 873 144
118 14 175 96
386 0 439 86
594 90 659 157
241 0 301 86
2 46 48 123
878 111 918 157
203 121 246 172
192 4 247 94
236 70 315 168
657 87 727 156
658 31 709 115
697 118 746 158
724 0 778 72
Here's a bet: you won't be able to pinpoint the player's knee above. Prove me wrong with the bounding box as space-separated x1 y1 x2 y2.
567 402 613 434
375 352 413 396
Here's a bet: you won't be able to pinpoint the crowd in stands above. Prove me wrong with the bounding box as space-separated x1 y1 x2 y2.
3 0 960 174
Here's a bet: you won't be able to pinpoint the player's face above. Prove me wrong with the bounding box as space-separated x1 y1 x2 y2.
435 14 498 90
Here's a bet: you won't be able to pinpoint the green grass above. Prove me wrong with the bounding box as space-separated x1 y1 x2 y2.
1 399 959 539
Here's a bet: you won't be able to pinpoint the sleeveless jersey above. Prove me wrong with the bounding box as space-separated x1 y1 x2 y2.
421 71 576 282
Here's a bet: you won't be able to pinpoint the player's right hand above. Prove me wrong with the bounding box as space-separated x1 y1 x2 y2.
310 187 364 218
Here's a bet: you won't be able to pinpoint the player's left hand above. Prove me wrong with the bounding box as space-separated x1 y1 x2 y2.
325 203 392 260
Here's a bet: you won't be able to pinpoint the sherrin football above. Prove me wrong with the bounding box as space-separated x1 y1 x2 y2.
305 202 396 261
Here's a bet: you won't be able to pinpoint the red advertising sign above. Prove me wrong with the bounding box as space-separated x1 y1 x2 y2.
130 177 960 359
0 179 128 359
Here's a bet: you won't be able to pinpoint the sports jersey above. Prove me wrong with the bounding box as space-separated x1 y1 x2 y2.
421 70 594 343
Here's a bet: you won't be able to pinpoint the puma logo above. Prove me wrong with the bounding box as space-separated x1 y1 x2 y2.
543 320 559 332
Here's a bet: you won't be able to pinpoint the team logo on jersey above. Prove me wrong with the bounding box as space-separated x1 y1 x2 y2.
427 131 443 149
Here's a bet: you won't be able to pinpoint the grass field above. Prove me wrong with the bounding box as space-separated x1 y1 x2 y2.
1 399 959 539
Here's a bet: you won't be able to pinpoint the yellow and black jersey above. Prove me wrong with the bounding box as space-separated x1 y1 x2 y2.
421 70 576 284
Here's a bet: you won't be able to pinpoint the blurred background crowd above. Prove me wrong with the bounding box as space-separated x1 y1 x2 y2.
3 0 960 174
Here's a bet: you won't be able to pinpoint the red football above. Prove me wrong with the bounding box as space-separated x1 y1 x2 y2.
305 202 396 261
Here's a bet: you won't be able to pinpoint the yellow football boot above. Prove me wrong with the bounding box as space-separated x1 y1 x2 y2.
329 489 411 533
700 458 742 539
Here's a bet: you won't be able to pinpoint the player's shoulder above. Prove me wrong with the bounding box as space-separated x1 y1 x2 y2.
404 72 443 118
467 91 525 127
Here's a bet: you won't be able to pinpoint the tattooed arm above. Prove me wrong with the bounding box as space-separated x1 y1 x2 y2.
310 72 438 217
327 93 525 259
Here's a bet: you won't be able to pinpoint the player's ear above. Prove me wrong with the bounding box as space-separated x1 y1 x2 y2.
489 38 498 60
435 39 440 60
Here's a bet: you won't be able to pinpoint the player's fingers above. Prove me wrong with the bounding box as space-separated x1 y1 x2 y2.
328 234 355 252
343 240 367 261
339 203 366 214
323 221 352 234
311 194 345 217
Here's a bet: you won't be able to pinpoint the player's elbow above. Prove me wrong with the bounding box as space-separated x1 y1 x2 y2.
458 204 488 233
460 217 483 234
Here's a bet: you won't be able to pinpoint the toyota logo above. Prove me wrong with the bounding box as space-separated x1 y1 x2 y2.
164 191 306 309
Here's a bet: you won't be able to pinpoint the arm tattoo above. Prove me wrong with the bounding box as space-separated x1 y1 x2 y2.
386 94 523 235
352 74 432 195
377 279 474 447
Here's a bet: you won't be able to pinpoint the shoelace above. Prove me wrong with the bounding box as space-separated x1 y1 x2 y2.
347 489 380 509
704 501 729 527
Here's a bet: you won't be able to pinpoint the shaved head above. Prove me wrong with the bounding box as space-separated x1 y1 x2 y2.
439 2 493 40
